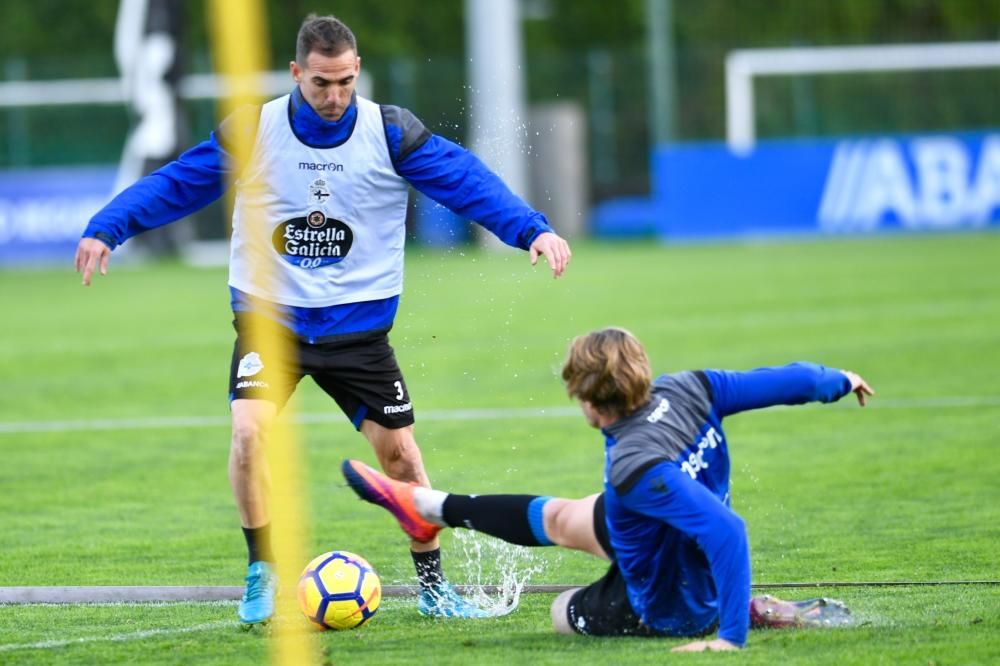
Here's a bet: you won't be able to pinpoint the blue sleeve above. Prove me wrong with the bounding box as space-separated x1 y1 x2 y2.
703 363 852 418
81 135 230 248
621 462 751 646
393 134 554 250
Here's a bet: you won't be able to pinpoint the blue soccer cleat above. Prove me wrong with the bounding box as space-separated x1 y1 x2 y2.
417 581 491 619
238 560 277 626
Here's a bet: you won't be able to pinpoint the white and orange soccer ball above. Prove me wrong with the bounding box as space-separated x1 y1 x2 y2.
297 550 381 630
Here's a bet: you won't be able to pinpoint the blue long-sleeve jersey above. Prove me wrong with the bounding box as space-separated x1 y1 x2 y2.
82 88 553 341
602 362 851 646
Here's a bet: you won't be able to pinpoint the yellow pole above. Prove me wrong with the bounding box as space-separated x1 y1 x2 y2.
207 3 315 663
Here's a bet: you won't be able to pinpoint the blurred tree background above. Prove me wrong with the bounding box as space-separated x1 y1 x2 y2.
2 0 999 198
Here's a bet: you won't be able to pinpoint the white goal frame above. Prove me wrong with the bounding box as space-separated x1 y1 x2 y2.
725 41 1000 152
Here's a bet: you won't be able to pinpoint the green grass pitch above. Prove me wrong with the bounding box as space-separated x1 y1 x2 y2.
1 233 998 664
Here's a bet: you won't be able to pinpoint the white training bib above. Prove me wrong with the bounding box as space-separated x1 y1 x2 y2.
228 95 410 307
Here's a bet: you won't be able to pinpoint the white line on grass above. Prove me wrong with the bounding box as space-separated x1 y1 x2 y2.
1 396 999 435
0 620 237 653
4 580 995 607
0 406 580 434
0 584 559 604
0 586 243 603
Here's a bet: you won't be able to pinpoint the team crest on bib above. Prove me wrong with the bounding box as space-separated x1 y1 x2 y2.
308 178 331 206
237 352 264 378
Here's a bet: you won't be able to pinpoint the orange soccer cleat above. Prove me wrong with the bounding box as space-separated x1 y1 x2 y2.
341 459 442 543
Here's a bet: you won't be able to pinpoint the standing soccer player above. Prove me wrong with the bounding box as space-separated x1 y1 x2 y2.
74 14 571 626
343 327 872 650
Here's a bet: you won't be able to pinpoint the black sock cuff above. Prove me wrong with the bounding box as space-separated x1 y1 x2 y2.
441 494 545 547
242 524 274 565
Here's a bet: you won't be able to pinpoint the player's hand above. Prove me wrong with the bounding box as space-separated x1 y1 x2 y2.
75 237 112 286
841 370 874 406
529 231 571 278
671 638 740 653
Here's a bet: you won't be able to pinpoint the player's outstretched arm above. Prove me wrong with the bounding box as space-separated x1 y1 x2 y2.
841 369 874 406
75 237 112 286
529 231 572 278
73 135 233 288
704 363 875 417
389 126 568 267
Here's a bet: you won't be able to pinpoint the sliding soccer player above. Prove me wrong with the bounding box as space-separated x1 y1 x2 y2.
344 327 870 650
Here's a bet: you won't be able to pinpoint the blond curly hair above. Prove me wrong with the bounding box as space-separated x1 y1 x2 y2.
561 327 652 418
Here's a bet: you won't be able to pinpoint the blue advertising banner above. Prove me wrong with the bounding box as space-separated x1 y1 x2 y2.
0 166 116 266
592 131 1000 240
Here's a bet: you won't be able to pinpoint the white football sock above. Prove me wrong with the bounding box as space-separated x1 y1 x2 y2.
412 487 448 526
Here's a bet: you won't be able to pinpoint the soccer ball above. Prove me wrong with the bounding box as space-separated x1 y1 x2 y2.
297 550 382 630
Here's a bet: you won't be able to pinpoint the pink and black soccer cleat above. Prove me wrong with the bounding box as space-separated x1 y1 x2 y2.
750 594 854 629
341 459 442 543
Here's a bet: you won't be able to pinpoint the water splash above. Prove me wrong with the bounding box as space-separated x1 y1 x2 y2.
448 530 548 617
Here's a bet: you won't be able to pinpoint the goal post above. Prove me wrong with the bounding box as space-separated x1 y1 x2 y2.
726 41 1000 153
208 1 315 663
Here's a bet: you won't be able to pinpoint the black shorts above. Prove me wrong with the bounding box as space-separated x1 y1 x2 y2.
228 316 414 430
565 494 719 638
565 493 657 637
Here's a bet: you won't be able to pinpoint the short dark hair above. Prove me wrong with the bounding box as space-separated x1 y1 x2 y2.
296 14 357 63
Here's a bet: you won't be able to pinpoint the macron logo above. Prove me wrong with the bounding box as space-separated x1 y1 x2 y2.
299 161 344 172
646 398 671 423
680 427 722 480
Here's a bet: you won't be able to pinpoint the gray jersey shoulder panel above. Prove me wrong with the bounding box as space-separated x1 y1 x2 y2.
607 371 713 491
379 104 432 162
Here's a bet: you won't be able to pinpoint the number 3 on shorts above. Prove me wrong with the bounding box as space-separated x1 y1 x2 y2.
393 380 404 400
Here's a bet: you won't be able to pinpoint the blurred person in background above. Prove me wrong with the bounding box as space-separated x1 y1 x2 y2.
344 327 872 650
74 13 571 626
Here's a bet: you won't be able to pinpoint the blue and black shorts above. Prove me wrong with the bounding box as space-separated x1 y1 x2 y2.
565 494 719 638
228 315 414 430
